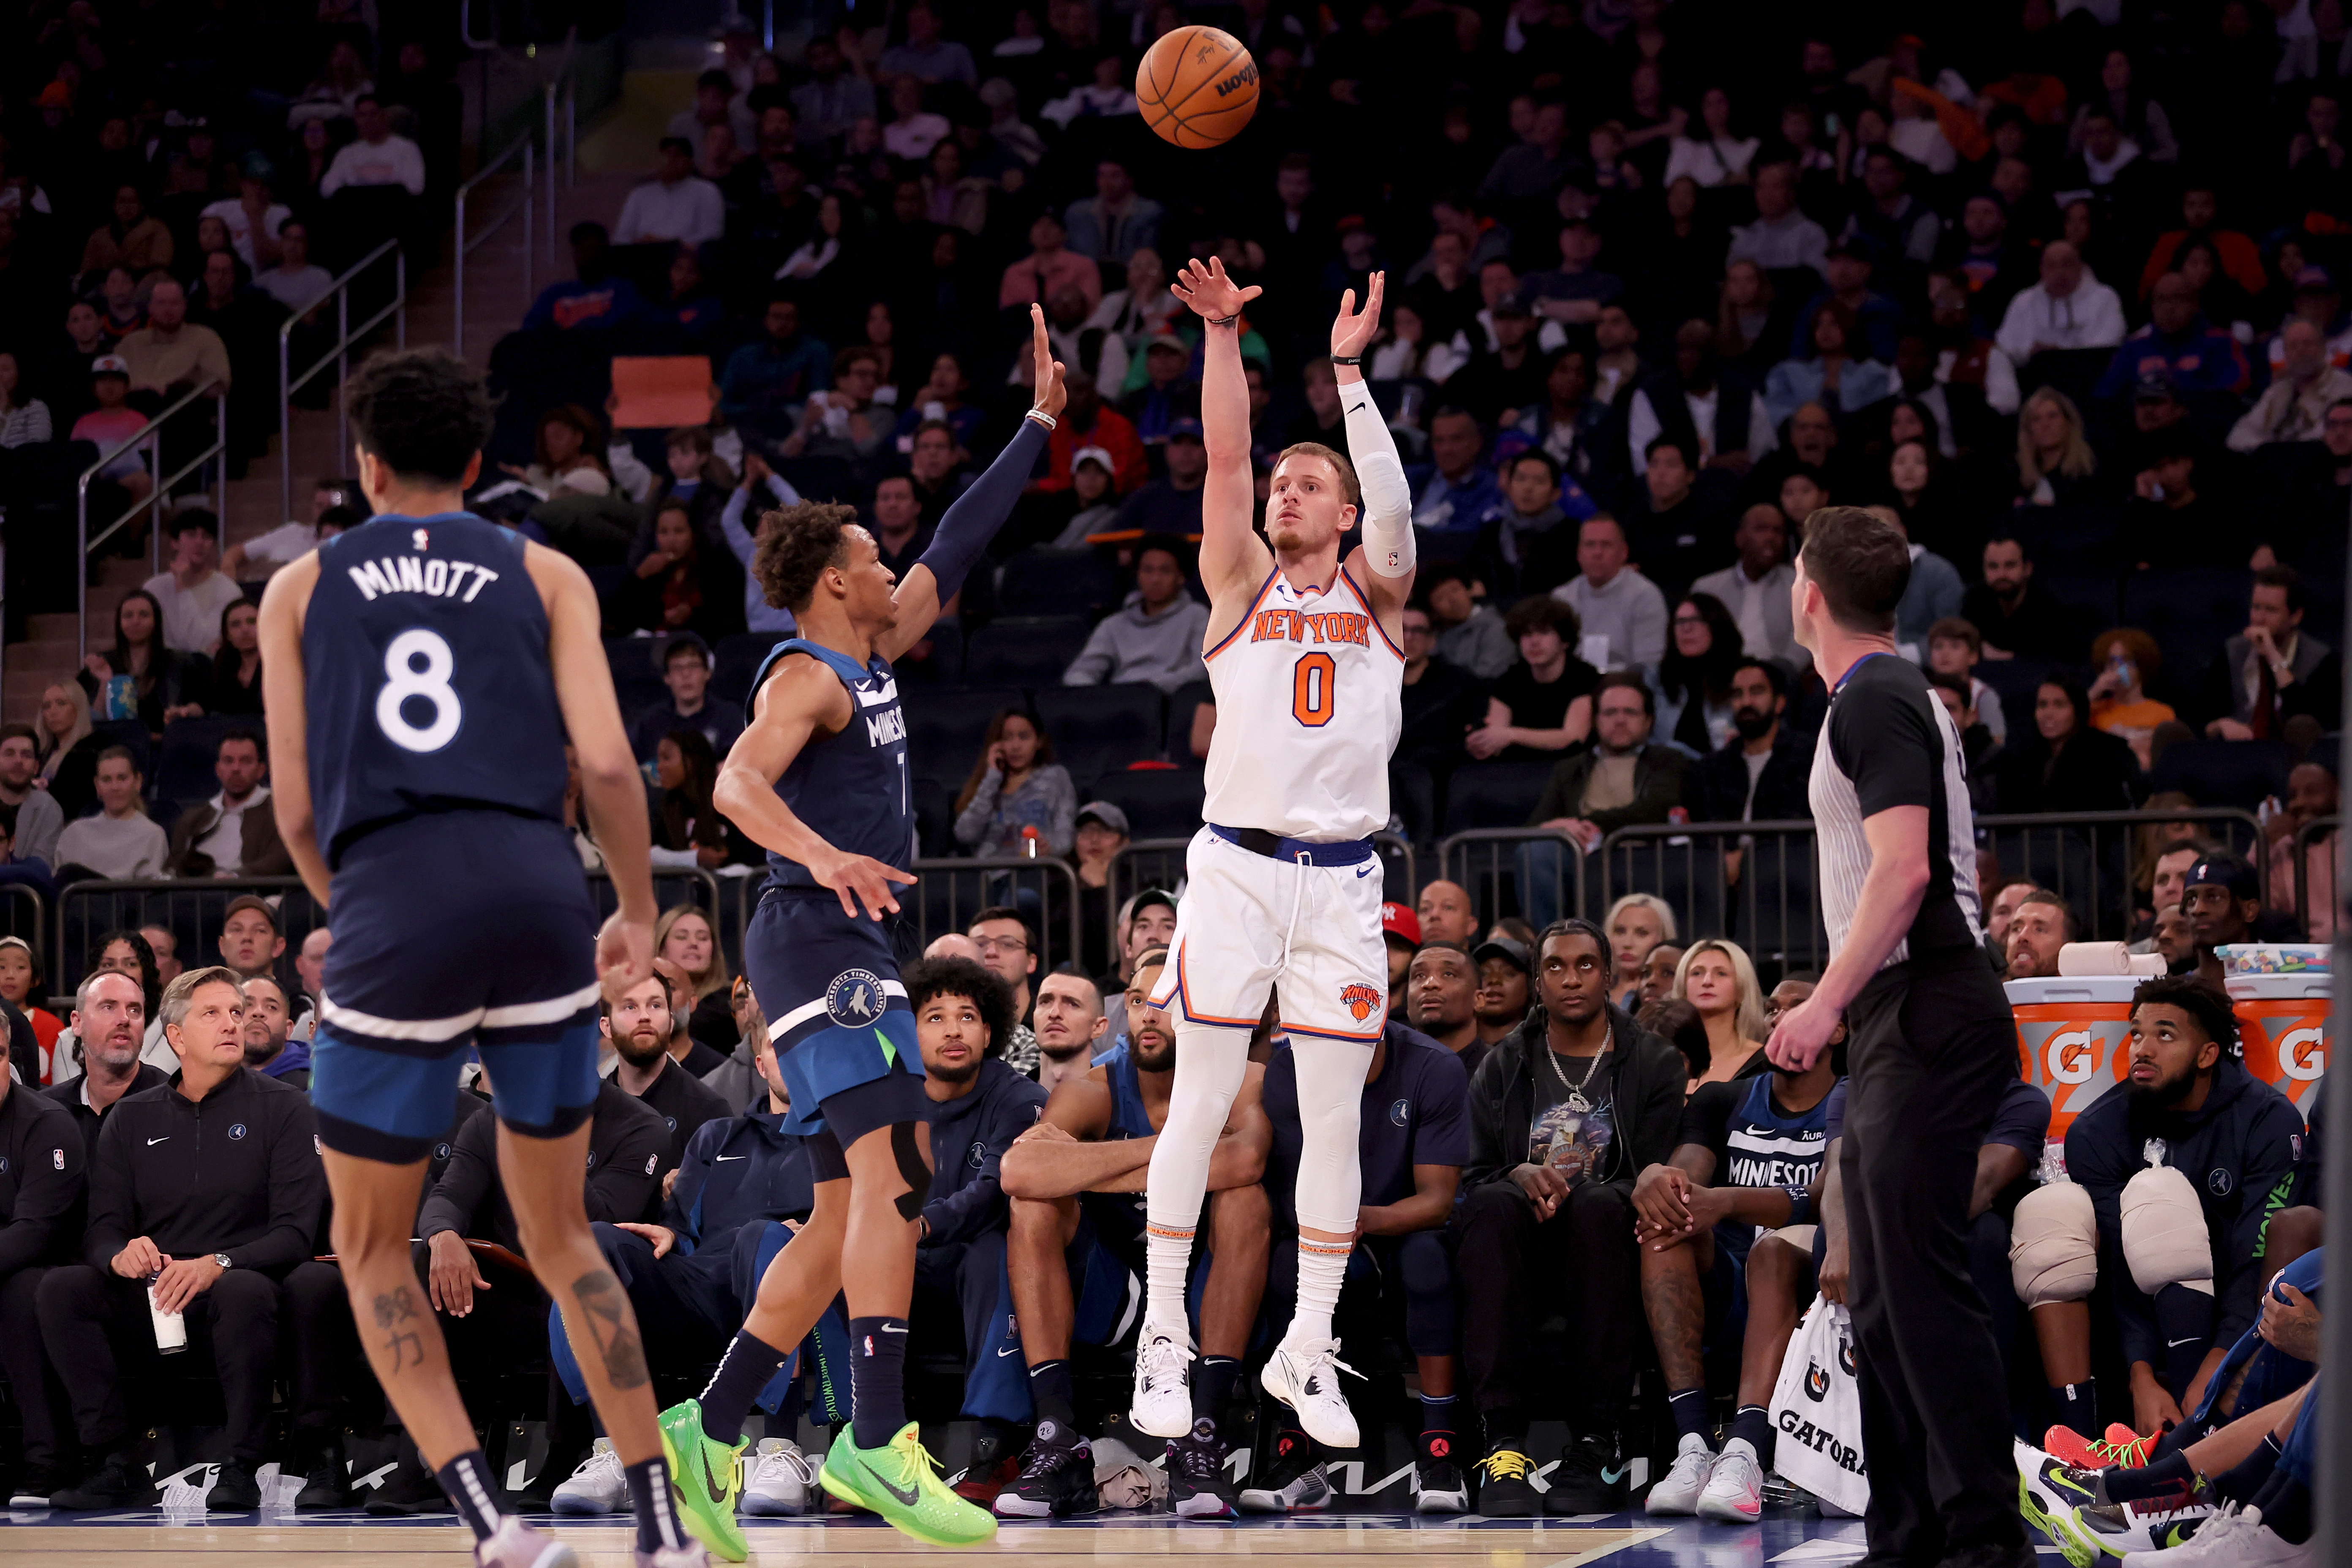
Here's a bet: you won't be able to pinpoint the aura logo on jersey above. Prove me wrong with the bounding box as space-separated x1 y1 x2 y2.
1341 983 1382 1022
827 969 887 1027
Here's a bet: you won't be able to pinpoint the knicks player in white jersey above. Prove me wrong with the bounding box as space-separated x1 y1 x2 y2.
1131 258 1414 1450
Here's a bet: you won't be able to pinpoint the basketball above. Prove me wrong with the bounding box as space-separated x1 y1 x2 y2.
1136 25 1259 149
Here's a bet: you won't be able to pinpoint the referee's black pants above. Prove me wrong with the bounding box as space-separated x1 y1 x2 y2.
1842 952 2028 1565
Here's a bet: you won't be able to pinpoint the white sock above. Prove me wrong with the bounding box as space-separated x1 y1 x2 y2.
1283 1035 1369 1348
1142 1018 1251 1328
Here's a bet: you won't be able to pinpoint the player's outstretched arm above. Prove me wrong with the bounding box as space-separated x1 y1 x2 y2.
257 555 330 907
1172 256 1271 599
1333 272 1416 616
535 544 657 994
715 656 916 921
879 304 1065 662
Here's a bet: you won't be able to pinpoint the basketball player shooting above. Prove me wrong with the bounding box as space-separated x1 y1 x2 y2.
1132 260 1413 1449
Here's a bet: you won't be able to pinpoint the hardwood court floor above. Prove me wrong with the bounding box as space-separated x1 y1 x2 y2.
0 1507 1918 1568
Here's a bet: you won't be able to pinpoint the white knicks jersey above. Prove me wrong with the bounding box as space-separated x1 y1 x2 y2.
1200 567 1404 841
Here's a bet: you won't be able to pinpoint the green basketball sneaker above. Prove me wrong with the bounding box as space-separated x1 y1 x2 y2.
818 1423 998 1547
658 1398 749 1563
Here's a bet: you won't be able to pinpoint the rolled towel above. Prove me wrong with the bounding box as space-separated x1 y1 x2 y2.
2057 941 2135 976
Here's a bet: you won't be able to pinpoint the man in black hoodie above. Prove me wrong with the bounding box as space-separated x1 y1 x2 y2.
1454 918 1688 1516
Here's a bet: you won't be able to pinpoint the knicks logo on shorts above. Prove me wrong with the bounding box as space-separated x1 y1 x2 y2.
1340 983 1382 1022
826 969 887 1027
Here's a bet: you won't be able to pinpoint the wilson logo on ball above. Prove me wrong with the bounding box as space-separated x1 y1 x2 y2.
1340 983 1382 1021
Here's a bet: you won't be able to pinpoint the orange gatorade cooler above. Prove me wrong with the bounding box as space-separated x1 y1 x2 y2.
2006 977 2140 1175
2226 972 2328 1118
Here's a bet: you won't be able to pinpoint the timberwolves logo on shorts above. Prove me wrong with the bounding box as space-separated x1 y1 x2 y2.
826 968 888 1027
1340 982 1382 1022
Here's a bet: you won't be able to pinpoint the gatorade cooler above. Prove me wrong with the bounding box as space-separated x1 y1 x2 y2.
2226 972 2329 1119
2006 976 2140 1174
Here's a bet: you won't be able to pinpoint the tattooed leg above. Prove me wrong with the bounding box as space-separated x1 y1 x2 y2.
1640 1232 1711 1394
321 1148 478 1467
569 1269 651 1389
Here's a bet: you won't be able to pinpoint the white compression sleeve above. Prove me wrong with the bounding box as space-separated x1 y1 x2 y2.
1342 381 1415 578
1142 1018 1252 1329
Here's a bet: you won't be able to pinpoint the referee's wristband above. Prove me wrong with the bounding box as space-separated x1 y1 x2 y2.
1783 1187 1815 1228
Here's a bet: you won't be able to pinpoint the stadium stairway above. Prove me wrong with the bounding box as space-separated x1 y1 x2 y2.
3 159 655 725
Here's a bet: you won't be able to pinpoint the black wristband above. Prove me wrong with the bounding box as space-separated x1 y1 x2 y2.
1329 354 1364 366
1209 313 1239 328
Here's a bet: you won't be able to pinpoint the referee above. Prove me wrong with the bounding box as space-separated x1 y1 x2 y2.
1766 507 2028 1568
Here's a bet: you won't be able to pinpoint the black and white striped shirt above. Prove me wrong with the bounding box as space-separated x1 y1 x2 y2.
1809 652 1984 969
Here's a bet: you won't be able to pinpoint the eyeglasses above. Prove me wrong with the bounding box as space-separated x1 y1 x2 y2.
973 936 1029 956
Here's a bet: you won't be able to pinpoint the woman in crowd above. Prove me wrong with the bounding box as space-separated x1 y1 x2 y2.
1766 299 1892 425
2085 627 2176 770
1664 88 1758 186
1885 433 1974 564
651 728 733 870
0 351 52 451
2014 387 2102 506
1605 892 1678 1009
77 588 191 739
0 936 63 1080
1467 596 1599 761
612 497 744 642
35 682 97 817
503 405 612 496
1996 675 2142 814
1672 937 1771 1086
1089 247 1181 349
1655 593 1744 755
190 598 264 717
655 903 739 1054
954 707 1076 859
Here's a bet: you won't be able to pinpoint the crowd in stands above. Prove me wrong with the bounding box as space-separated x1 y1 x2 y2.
0 0 2343 1552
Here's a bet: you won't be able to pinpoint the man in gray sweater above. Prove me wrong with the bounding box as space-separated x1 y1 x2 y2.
53 748 168 880
1062 541 1210 691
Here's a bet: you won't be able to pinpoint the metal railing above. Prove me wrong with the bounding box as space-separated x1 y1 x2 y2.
0 883 48 976
735 858 1087 977
1977 807 2266 937
278 239 408 523
544 30 580 272
56 875 323 993
1600 821 1829 969
2294 816 2341 938
452 132 534 354
1440 828 1588 928
76 380 227 663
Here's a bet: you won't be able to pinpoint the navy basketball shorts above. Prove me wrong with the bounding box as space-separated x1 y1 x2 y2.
743 887 928 1158
310 813 602 1162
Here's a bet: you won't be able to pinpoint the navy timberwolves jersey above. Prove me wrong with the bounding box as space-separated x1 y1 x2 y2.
1102 1041 1155 1141
750 639 913 893
303 513 570 864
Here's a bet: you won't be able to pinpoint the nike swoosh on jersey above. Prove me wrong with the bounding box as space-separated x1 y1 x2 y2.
715 1155 746 1162
147 1137 169 1146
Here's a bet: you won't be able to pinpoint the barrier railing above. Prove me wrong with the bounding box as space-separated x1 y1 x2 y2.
2294 815 2341 938
544 29 579 273
1599 821 1828 969
1439 828 1587 928
56 875 322 994
1976 808 2266 938
588 866 724 935
452 132 534 353
278 239 408 523
731 858 1087 979
0 882 48 975
77 381 226 662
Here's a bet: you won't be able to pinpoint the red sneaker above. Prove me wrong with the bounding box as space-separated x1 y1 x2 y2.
2042 1422 2159 1470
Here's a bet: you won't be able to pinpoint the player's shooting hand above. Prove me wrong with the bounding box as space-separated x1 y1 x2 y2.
1170 256 1262 321
596 912 655 1001
1028 303 1068 419
1767 994 1838 1072
427 1230 490 1317
1331 272 1385 360
614 1222 678 1260
814 847 917 921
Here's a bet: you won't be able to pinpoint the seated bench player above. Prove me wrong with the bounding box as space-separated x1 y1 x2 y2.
1244 1008 1470 1516
994 947 1272 1520
2008 977 2303 1447
900 957 1049 1505
546 1021 833 1518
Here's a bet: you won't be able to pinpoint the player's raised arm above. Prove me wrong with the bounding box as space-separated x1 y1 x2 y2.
1172 256 1270 596
716 656 917 922
536 544 658 994
878 304 1065 662
257 554 330 907
1333 273 1416 614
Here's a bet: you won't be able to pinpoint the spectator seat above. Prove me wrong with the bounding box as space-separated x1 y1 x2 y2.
1440 762 1560 836
997 549 1121 618
2149 740 2293 813
964 616 1092 687
901 684 1029 771
2123 569 2254 698
711 633 778 709
1090 766 1209 841
1164 679 1214 761
154 715 250 810
1031 685 1164 789
1974 658 2058 726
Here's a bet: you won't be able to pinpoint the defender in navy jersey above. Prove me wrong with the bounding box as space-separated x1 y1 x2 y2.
1765 508 2030 1568
257 349 700 1568
655 308 1064 1552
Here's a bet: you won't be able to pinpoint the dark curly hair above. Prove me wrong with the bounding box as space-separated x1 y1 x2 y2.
345 348 494 485
754 500 862 612
2131 974 2240 1059
902 956 1015 1060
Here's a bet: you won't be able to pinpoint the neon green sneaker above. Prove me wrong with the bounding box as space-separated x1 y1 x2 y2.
658 1398 749 1563
818 1423 997 1546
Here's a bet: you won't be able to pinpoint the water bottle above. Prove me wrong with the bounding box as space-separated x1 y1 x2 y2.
149 1277 187 1354
1021 825 1041 860
105 674 137 721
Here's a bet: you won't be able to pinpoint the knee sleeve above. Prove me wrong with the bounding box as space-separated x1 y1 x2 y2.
1287 1036 1369 1235
1144 1020 1251 1232
2121 1165 2216 1298
2010 1181 2099 1308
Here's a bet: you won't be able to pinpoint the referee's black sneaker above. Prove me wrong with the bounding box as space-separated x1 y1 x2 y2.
1473 1443 1539 1516
1545 1433 1626 1514
50 1450 160 1509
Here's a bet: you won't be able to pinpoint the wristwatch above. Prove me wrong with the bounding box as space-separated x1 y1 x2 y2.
212 1253 233 1270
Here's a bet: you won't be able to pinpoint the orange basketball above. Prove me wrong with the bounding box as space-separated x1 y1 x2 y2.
1136 25 1259 149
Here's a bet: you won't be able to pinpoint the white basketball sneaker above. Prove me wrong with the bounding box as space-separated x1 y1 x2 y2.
1129 1322 1196 1440
549 1439 627 1516
1258 1337 1361 1450
1644 1433 1717 1516
741 1437 816 1516
1696 1437 1765 1524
